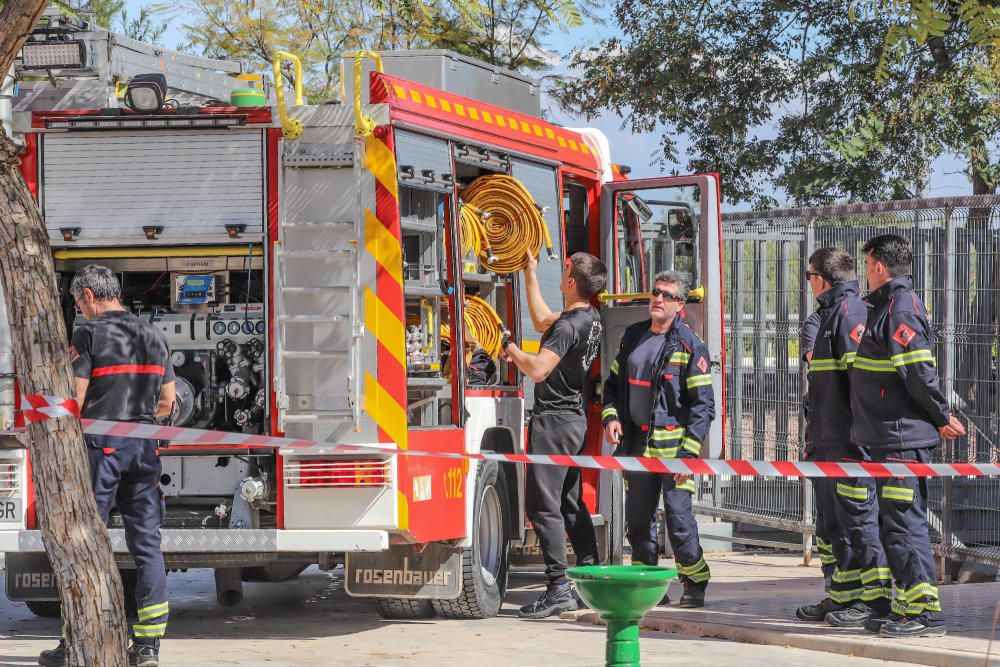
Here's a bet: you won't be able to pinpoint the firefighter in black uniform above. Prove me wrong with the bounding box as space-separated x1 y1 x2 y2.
799 310 837 589
503 251 606 619
794 248 892 625
602 271 715 608
848 234 965 638
39 265 175 667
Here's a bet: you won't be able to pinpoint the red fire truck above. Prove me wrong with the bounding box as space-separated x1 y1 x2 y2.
0 13 723 620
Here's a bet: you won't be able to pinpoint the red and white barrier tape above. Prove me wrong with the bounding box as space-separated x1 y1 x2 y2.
13 393 1000 479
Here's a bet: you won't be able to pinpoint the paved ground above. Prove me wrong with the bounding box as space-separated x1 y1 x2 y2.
564 553 1000 667
0 561 923 667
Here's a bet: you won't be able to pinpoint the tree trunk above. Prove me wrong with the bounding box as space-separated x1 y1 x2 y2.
0 1 128 663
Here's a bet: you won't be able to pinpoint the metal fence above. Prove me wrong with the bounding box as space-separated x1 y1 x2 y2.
695 195 1000 569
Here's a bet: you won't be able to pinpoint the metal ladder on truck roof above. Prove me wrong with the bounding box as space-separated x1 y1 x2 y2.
11 8 259 117
273 139 363 442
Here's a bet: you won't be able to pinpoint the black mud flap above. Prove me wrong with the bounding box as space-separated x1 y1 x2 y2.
344 543 462 600
5 552 59 601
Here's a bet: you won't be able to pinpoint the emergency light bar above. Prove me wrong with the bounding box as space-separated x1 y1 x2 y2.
44 116 246 130
19 39 86 69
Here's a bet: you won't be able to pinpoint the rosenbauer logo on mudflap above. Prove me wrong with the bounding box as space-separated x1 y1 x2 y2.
345 545 463 598
354 557 454 587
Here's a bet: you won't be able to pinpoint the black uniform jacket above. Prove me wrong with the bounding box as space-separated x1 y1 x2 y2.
602 315 715 458
805 281 868 451
850 276 950 450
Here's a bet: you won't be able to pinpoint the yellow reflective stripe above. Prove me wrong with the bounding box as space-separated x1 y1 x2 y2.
891 598 910 615
670 352 691 364
133 623 167 637
830 587 864 603
137 601 169 622
881 485 914 502
908 600 943 613
810 351 857 372
602 406 619 420
651 428 684 441
836 482 869 501
853 356 896 372
905 582 938 602
676 479 696 493
815 536 831 550
686 570 711 583
644 446 679 458
860 587 892 601
677 556 708 576
860 567 892 584
820 553 837 565
686 374 712 388
610 359 620 375
682 437 702 455
832 568 861 582
891 349 935 367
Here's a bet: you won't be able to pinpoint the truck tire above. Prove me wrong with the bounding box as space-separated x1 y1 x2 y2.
432 460 510 619
372 597 435 619
25 600 61 618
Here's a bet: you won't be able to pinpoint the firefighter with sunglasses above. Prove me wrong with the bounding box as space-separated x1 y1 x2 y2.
602 270 715 607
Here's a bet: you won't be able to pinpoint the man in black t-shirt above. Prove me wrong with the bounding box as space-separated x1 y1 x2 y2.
39 265 175 667
502 250 606 619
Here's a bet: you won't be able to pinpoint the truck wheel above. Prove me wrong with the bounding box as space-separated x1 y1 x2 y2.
432 460 510 619
25 600 61 618
372 597 435 619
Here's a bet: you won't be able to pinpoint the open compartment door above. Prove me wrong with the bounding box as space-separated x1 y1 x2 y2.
599 175 724 457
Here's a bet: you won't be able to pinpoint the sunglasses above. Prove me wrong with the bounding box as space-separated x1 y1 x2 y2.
804 271 822 279
650 287 684 302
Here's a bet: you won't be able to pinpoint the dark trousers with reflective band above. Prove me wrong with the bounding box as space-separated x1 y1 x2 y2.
625 462 710 587
525 412 599 585
806 451 836 578
873 447 944 625
87 435 169 640
811 445 891 609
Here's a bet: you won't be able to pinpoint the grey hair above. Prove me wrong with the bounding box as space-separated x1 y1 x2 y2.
70 264 122 302
653 270 691 300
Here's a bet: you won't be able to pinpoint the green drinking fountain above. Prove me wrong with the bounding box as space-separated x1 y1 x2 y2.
567 565 678 667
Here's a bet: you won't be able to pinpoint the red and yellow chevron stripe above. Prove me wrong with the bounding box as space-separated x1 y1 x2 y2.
363 128 407 454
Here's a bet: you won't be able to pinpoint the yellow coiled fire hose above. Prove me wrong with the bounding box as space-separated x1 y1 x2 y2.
459 174 556 273
463 295 509 359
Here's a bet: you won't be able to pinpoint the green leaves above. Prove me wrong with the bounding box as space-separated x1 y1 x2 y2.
555 0 997 205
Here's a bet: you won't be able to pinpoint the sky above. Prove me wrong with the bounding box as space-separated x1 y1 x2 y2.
125 0 975 210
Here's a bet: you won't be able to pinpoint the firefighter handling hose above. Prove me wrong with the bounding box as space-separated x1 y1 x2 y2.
463 295 509 359
459 174 556 273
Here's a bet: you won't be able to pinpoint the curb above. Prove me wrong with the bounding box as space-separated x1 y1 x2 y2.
562 609 999 667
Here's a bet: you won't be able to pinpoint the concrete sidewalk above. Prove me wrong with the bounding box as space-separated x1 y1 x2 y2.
562 553 1000 667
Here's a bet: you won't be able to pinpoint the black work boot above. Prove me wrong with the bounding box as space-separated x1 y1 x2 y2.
864 611 903 634
796 597 845 622
128 639 160 666
518 580 578 619
880 615 946 638
825 602 880 628
37 639 66 667
678 583 706 608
